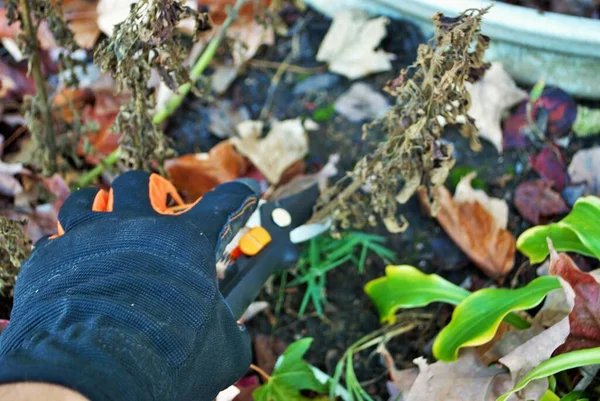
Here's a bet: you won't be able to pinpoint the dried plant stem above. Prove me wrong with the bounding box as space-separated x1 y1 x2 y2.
19 0 57 173
78 0 248 186
153 0 248 125
250 364 271 381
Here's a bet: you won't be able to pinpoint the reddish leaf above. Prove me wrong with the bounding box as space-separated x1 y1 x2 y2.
549 248 600 354
78 90 126 164
166 141 249 201
41 173 71 212
502 107 530 150
533 87 577 140
233 375 260 401
52 87 95 123
530 144 568 191
514 180 569 224
0 60 35 101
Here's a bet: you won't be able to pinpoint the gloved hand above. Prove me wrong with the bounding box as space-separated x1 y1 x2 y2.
0 171 260 401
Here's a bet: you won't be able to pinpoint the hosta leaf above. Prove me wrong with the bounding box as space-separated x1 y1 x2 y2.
364 265 471 324
497 348 600 401
253 338 328 401
433 276 561 361
518 196 600 263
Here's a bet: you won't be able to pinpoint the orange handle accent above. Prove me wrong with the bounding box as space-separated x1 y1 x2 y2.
239 226 272 256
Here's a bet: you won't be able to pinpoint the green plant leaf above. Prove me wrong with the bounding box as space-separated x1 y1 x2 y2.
497 348 600 401
540 390 560 401
253 338 328 401
433 276 561 361
530 78 546 103
365 265 471 323
560 391 586 401
517 197 600 263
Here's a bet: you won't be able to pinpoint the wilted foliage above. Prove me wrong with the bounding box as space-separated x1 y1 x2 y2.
95 0 212 170
7 0 85 175
314 8 491 233
0 217 30 295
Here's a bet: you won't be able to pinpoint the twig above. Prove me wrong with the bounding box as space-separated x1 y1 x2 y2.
0 125 28 152
248 59 327 74
259 53 293 120
76 0 248 187
19 0 57 173
152 0 248 125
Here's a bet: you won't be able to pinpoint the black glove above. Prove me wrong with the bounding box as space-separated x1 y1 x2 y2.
0 171 260 401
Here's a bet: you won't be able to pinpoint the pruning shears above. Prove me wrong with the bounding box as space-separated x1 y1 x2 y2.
219 183 330 319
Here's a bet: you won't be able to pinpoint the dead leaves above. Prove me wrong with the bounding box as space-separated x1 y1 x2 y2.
316 10 392 79
232 119 309 184
166 141 249 201
466 62 528 153
549 246 600 354
514 180 569 225
423 173 515 279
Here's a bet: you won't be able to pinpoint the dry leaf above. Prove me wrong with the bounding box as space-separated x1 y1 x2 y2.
425 173 515 279
166 141 249 201
404 350 510 401
530 144 567 191
231 119 309 185
62 0 101 48
568 146 600 196
316 10 392 79
0 8 55 60
378 343 419 401
269 154 339 200
465 62 528 153
78 90 127 164
514 180 569 225
334 82 390 122
549 244 600 354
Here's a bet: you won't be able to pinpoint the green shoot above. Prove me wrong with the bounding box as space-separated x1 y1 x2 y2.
288 232 395 317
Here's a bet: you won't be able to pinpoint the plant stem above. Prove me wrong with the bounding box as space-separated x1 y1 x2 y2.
74 148 120 189
152 0 248 125
19 0 57 174
250 364 271 381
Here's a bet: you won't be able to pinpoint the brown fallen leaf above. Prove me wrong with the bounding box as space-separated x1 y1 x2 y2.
52 87 95 123
548 242 600 354
62 0 101 49
253 334 288 375
166 141 249 201
404 350 511 401
465 62 528 153
78 90 127 164
422 173 515 279
316 10 392 79
232 119 309 185
269 154 339 201
496 277 574 400
514 180 569 225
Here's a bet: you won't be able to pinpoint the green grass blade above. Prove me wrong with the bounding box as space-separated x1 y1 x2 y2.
497 348 600 401
364 265 471 323
434 276 561 361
